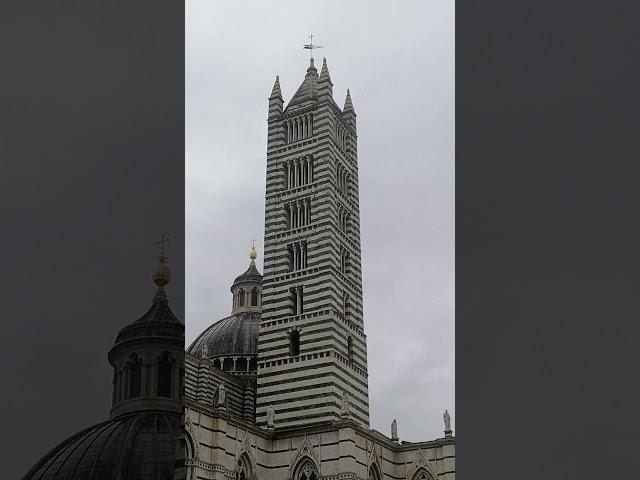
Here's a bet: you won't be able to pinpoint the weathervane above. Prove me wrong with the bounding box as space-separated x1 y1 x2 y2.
303 33 323 59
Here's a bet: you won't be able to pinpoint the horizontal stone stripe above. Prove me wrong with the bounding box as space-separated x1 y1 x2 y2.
257 362 369 394
256 390 369 420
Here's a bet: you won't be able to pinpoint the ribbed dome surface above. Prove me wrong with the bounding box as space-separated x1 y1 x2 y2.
114 300 183 344
187 312 259 357
232 262 263 286
23 412 180 480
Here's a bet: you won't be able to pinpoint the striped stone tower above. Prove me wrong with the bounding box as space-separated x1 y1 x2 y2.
256 57 369 429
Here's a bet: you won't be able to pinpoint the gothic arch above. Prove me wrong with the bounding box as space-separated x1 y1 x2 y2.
181 428 197 480
235 452 254 480
368 461 382 480
292 457 318 480
411 468 435 480
184 425 196 457
409 449 437 480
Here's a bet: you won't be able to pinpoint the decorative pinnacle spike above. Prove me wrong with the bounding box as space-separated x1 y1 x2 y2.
344 89 354 112
270 75 282 98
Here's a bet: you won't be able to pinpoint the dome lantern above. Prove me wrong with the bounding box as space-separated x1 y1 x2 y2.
107 236 184 419
230 241 263 315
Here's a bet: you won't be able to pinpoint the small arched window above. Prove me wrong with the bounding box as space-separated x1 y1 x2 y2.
289 330 300 356
251 287 258 306
157 352 172 398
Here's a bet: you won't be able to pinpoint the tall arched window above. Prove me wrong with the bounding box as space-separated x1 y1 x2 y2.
157 352 172 398
347 336 354 363
129 354 142 398
289 329 300 356
251 287 258 306
238 288 246 307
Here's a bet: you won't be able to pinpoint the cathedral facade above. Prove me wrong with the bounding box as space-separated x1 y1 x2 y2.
184 58 455 480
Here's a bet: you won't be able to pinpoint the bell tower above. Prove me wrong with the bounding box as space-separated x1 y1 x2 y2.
256 57 369 429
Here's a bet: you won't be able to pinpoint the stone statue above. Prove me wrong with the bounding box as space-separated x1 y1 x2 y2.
201 344 208 358
341 391 350 417
216 383 226 408
266 405 275 428
443 410 451 432
391 419 398 441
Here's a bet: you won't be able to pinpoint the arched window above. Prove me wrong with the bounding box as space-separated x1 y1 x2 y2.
251 287 258 306
129 354 142 398
296 460 317 480
289 329 300 356
347 336 354 363
343 292 350 321
238 288 246 307
157 352 172 397
235 454 253 480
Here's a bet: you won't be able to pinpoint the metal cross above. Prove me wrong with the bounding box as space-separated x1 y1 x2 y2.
251 236 256 250
156 233 170 259
303 33 323 59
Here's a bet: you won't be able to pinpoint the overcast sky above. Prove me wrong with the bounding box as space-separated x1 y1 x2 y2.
186 0 454 442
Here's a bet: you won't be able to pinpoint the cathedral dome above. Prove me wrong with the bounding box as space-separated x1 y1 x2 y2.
23 412 181 480
187 311 259 358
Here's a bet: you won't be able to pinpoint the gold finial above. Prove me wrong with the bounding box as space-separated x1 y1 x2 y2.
249 237 257 262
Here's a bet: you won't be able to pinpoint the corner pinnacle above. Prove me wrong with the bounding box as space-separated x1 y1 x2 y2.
270 75 282 99
319 57 332 84
343 89 355 113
